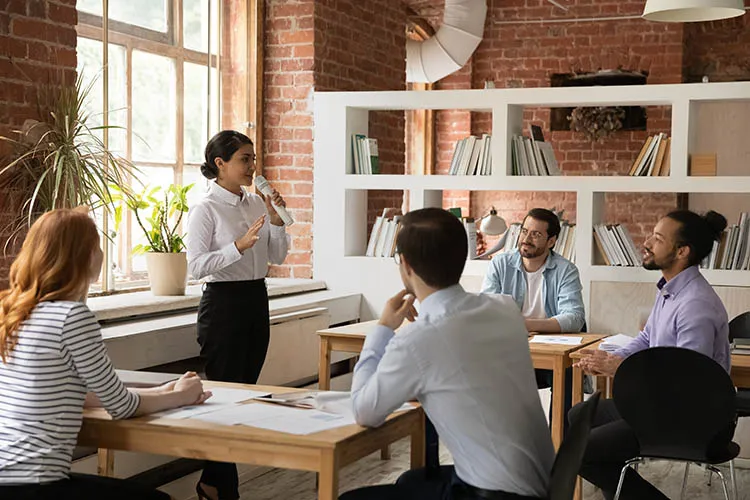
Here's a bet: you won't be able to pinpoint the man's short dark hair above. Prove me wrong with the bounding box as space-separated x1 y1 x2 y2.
523 208 561 239
666 210 727 267
395 208 467 288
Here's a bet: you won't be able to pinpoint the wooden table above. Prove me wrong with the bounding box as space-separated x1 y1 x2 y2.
574 340 750 391
79 381 425 500
317 321 606 450
527 334 608 449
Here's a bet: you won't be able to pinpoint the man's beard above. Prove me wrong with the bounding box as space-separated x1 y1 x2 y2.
642 249 676 271
520 243 546 258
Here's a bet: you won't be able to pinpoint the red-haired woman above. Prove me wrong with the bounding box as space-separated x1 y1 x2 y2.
0 208 211 500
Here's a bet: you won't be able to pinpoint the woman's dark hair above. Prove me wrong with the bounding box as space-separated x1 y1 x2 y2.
201 130 253 180
666 209 727 266
523 207 561 239
395 208 467 288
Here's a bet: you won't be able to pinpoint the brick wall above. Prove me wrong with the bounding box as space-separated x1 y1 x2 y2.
465 1 685 247
264 0 407 276
683 7 750 83
0 0 78 288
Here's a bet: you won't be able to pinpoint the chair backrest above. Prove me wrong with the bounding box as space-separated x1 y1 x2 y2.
613 347 736 462
548 392 601 500
729 311 750 342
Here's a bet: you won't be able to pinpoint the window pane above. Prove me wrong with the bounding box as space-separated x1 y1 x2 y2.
76 37 128 155
78 0 169 33
77 0 102 16
184 62 209 163
184 164 208 213
183 0 218 53
132 50 176 162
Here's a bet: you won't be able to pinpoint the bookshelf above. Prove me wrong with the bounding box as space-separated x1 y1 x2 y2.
313 82 750 318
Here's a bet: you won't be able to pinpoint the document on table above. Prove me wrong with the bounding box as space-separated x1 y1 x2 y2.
193 402 357 434
254 390 416 419
529 335 583 346
152 387 271 420
598 334 633 352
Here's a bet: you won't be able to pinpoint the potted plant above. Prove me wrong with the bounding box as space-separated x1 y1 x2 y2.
116 183 194 296
0 73 137 251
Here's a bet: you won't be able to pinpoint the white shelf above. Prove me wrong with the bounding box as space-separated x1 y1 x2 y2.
314 82 750 318
343 175 750 193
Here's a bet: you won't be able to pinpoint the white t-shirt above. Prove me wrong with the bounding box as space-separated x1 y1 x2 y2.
522 265 547 319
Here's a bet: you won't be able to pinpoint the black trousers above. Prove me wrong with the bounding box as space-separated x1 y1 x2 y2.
536 367 573 436
339 466 544 500
197 279 271 500
0 472 170 500
568 398 668 500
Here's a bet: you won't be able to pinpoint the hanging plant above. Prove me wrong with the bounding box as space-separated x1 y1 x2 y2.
568 106 626 143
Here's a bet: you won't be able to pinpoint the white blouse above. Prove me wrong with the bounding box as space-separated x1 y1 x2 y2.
186 181 290 282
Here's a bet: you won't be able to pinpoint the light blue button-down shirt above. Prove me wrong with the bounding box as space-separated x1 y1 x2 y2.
614 265 730 372
351 285 554 497
480 250 586 332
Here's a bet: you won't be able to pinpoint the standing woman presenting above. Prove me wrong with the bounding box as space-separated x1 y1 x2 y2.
186 130 290 500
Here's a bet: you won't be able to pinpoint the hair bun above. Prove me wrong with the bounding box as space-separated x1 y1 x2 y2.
703 210 727 239
200 161 218 180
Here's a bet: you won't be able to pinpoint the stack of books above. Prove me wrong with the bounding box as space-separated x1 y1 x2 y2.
365 208 400 257
593 224 642 267
511 125 561 176
351 134 380 174
448 134 493 175
701 212 750 270
732 338 750 355
627 133 671 176
553 222 577 263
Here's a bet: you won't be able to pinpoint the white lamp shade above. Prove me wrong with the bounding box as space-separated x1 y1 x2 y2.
642 0 745 22
480 213 507 235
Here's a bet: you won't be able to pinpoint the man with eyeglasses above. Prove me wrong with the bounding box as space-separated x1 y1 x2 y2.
340 208 553 500
480 207 585 432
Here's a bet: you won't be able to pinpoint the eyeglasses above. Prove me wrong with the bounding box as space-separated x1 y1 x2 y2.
393 251 401 265
520 228 547 241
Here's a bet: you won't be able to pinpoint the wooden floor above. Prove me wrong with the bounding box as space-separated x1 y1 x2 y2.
227 438 749 500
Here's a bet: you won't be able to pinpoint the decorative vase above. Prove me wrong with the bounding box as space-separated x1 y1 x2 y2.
145 252 188 296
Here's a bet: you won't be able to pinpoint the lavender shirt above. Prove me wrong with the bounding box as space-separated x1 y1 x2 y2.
614 265 730 372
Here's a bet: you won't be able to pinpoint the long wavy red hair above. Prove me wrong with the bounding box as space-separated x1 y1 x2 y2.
0 207 100 362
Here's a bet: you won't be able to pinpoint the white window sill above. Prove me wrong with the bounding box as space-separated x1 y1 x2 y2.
88 278 327 322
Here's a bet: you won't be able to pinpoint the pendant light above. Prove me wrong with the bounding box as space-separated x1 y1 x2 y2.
642 0 745 22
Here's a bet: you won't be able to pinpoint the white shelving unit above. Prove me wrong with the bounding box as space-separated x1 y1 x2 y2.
313 82 750 318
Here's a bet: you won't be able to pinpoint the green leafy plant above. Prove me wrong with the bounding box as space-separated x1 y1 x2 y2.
114 184 193 254
0 72 138 251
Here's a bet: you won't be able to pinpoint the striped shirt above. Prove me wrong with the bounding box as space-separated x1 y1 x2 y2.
0 301 140 484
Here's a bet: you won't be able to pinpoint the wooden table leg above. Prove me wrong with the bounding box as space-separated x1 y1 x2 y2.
410 411 426 470
97 448 115 477
572 366 584 500
319 337 331 390
318 449 339 500
550 357 565 450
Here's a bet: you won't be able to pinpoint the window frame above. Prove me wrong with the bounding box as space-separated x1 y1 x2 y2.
77 0 221 293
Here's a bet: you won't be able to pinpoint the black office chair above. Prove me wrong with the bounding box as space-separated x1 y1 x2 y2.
548 391 601 500
612 347 739 500
729 312 750 418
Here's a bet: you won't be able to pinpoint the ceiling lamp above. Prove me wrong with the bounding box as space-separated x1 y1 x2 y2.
642 0 746 22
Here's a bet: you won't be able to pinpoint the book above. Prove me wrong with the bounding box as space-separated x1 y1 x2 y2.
366 138 380 174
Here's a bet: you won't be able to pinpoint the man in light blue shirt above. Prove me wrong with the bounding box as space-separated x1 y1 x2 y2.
341 208 554 500
481 208 585 432
573 210 730 500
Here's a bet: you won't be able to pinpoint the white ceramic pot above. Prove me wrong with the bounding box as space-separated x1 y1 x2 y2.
145 252 188 296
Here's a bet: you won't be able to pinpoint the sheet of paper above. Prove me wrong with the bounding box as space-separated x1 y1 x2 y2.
529 335 583 345
598 334 634 352
193 402 357 434
152 388 271 420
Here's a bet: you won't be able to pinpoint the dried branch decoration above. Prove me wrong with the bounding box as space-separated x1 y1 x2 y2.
568 106 626 143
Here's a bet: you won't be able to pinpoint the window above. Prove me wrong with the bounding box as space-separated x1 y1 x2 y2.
77 0 222 292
